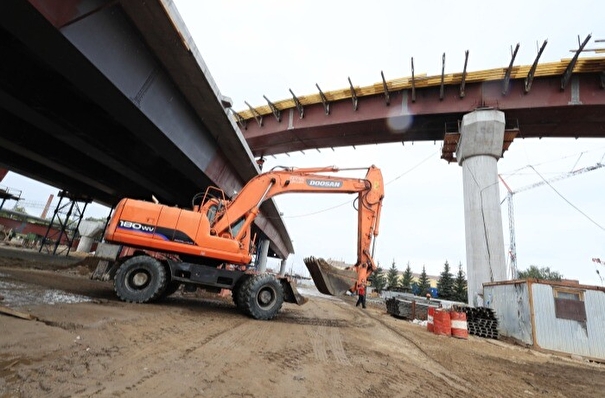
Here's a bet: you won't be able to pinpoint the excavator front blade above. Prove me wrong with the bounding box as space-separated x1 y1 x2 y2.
304 256 357 296
279 276 309 305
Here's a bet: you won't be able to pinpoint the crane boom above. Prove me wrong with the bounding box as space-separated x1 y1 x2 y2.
500 161 604 279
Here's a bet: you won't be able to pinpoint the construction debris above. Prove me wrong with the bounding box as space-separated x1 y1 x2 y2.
0 305 37 321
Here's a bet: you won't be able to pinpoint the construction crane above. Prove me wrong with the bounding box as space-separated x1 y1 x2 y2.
499 160 604 279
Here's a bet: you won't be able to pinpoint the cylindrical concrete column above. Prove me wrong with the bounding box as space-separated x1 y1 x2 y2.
456 109 507 306
256 239 270 273
279 257 288 276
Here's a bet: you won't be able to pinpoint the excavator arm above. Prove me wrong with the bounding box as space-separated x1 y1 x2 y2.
211 165 384 296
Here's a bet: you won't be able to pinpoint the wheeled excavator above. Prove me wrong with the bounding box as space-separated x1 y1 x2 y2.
94 165 384 320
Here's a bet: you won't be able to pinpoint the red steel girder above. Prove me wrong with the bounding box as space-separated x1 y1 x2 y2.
243 73 605 157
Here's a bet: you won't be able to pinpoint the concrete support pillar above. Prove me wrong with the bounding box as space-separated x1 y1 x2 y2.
76 220 104 253
76 236 95 253
256 239 270 273
456 109 507 306
279 257 288 276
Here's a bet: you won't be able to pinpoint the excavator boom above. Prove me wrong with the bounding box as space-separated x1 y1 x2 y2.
208 164 384 296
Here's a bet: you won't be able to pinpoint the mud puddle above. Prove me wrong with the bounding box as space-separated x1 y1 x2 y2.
0 273 93 308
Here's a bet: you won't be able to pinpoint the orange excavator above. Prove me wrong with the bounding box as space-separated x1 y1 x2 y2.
97 165 384 320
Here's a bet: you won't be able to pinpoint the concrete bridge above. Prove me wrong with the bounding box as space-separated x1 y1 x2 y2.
0 0 293 260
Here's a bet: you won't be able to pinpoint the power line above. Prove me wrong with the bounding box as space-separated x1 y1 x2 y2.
261 150 439 220
529 165 605 232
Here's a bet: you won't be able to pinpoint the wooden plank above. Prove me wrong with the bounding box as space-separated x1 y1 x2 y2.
0 305 37 321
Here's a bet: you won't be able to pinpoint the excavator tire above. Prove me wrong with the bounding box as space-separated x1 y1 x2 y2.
232 274 251 310
239 273 284 320
158 281 181 300
114 256 168 303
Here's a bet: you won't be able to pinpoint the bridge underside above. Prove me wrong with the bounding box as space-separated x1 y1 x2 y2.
0 0 293 259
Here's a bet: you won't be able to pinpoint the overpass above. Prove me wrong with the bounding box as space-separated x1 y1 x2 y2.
237 53 605 160
0 0 293 259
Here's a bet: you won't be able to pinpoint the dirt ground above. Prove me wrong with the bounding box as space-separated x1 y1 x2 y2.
0 247 604 398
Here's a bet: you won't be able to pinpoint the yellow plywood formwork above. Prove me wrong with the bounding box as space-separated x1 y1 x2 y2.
237 57 605 120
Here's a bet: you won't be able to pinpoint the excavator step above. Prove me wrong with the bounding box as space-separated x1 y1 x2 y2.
304 256 357 296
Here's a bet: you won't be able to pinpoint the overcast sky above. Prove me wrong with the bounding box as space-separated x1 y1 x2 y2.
3 0 604 285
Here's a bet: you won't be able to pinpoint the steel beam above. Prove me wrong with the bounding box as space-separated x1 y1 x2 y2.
243 73 605 157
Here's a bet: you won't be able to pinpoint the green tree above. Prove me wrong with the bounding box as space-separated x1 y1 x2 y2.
453 262 468 303
437 260 454 300
369 265 386 293
518 265 563 281
417 265 431 297
411 281 419 295
386 260 400 290
12 205 27 214
400 262 414 293
85 216 107 222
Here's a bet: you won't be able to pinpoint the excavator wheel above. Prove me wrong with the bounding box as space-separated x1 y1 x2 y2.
232 274 251 310
158 281 181 300
114 256 168 303
239 273 284 320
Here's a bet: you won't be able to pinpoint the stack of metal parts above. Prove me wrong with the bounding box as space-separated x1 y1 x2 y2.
385 297 439 320
457 306 499 339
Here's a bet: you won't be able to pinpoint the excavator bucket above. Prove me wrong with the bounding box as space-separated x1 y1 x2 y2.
304 256 357 296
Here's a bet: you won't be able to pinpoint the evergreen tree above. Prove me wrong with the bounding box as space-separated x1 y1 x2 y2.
417 265 431 297
386 260 400 290
369 265 386 293
12 205 27 214
400 262 414 293
410 281 419 295
518 265 563 281
453 262 468 303
437 260 454 300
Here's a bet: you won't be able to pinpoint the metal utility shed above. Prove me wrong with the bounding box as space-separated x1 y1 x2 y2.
484 279 605 362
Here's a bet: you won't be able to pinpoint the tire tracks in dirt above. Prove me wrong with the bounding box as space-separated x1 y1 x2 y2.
358 306 478 397
307 326 351 365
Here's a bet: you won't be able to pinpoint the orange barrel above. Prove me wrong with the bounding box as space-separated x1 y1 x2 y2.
433 309 451 336
427 307 435 332
450 311 468 339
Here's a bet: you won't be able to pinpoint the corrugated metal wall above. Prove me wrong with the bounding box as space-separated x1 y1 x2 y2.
532 284 605 360
487 281 605 360
485 283 532 344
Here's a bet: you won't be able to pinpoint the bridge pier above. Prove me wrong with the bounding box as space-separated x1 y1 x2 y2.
279 258 287 276
456 109 507 306
256 239 270 273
